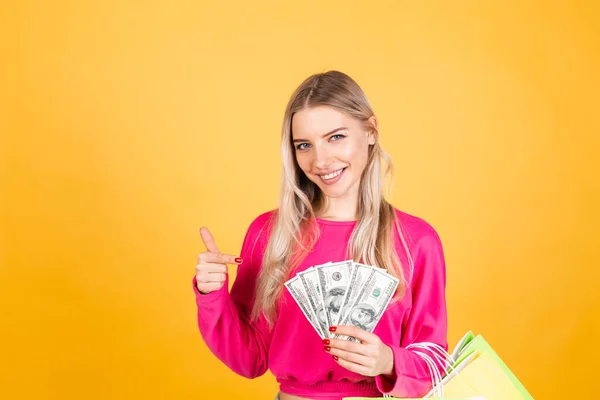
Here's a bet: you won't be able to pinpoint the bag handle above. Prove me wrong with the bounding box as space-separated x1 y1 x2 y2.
381 342 483 398
410 342 484 398
381 344 444 398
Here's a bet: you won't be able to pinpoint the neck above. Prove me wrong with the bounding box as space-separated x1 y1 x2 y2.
316 187 359 221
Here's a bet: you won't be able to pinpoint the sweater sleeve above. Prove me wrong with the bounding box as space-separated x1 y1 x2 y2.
375 224 449 397
192 215 273 379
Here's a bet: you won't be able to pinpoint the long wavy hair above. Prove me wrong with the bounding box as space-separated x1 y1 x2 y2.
251 71 414 326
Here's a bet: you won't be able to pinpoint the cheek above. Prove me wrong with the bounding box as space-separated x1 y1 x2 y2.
341 140 368 164
295 153 312 173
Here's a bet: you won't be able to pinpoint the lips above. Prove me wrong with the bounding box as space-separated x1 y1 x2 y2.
318 167 346 185
320 168 344 179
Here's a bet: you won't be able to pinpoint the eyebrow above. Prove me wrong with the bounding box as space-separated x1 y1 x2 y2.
292 127 348 143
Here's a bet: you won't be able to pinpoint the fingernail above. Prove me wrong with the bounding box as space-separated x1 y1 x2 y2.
234 257 243 263
333 355 339 361
324 346 331 352
329 326 336 332
322 339 330 345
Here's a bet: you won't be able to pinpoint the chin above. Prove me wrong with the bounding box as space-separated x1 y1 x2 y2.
309 174 354 197
319 187 348 198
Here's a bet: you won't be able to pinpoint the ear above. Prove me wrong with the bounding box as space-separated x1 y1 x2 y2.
367 115 378 145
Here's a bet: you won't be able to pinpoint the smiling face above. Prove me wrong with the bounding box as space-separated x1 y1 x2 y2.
291 106 377 201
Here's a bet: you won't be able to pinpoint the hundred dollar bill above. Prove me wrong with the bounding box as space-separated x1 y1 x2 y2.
316 260 354 329
335 267 399 340
298 267 330 338
284 275 324 338
347 260 355 280
336 263 375 330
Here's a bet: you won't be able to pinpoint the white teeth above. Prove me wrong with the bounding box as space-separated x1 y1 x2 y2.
321 168 343 180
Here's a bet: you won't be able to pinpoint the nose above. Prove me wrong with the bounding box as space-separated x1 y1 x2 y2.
314 144 333 171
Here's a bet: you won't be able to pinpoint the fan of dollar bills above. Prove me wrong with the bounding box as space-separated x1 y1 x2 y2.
284 260 399 340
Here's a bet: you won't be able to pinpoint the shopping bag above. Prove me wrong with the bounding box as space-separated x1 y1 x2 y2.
343 331 533 400
425 333 533 400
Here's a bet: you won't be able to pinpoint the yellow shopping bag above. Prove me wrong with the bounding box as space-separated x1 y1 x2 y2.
425 333 533 399
344 331 533 400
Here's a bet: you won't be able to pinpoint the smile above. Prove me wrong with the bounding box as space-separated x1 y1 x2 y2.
318 168 346 185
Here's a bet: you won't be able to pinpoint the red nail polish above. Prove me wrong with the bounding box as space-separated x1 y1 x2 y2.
324 346 331 352
234 257 242 263
322 339 330 345
333 355 339 361
329 326 336 332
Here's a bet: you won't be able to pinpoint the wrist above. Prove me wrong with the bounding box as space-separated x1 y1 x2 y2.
382 344 395 376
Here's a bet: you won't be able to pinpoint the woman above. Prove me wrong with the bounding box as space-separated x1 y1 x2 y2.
193 70 448 399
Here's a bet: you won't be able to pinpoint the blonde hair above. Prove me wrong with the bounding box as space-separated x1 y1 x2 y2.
251 70 414 325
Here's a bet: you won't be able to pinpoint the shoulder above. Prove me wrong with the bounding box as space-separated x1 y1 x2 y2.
392 207 442 248
392 206 446 284
242 208 277 245
392 206 445 269
237 209 277 260
247 209 277 233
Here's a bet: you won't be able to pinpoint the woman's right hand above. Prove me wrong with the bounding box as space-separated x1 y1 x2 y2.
196 227 243 294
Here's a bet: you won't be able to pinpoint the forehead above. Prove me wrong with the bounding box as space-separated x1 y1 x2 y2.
291 106 357 137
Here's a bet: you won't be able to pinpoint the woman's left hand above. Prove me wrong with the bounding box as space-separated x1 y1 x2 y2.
324 325 395 377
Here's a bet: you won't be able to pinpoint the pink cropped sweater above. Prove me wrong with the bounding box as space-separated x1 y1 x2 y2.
192 208 448 399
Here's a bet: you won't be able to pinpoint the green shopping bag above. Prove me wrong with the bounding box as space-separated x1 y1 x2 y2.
344 331 533 400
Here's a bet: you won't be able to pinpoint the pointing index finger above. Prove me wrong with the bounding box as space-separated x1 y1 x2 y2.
203 252 241 265
199 227 219 253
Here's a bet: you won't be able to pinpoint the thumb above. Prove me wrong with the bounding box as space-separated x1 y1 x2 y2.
199 227 220 253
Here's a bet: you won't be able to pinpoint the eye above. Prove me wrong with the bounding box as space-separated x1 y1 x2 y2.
296 143 311 150
331 134 346 141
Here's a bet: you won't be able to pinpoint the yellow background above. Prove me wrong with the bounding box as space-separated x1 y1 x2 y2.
1 1 599 398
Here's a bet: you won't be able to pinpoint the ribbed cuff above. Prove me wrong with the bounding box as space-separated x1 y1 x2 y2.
192 275 227 306
374 344 433 397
